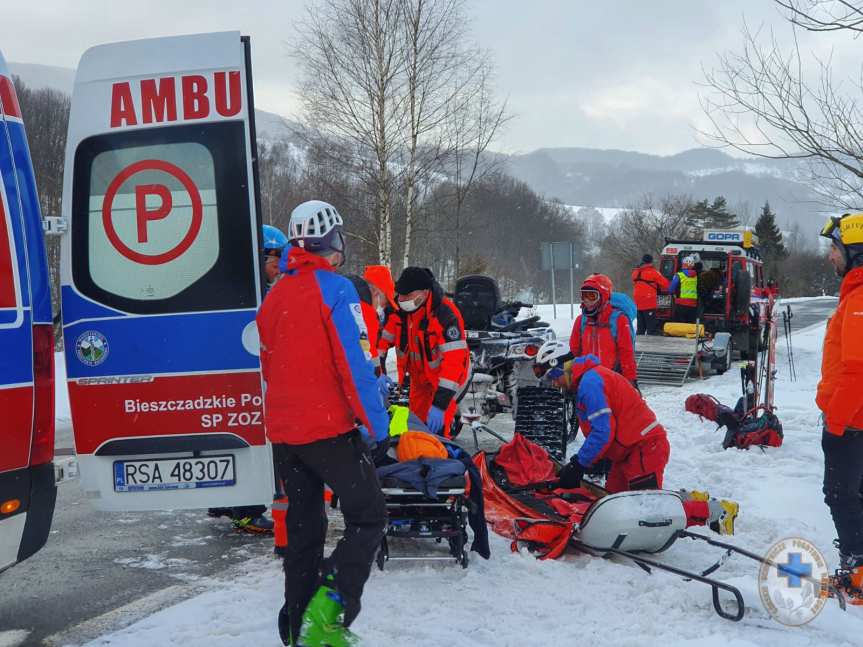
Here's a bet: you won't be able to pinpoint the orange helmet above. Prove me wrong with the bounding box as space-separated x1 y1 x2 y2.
396 430 448 462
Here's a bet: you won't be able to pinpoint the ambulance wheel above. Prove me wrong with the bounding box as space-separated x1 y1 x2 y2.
460 549 469 569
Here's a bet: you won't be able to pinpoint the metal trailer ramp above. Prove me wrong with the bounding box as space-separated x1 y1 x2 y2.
635 336 699 387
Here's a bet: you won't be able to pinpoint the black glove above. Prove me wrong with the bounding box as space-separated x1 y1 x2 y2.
370 436 391 465
557 460 584 489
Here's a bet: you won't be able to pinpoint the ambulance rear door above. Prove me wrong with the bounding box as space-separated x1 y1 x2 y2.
59 32 271 511
0 49 57 570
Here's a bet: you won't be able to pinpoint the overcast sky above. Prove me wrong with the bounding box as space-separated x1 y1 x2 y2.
1 0 859 155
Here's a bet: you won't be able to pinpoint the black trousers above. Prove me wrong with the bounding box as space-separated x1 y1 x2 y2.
636 310 658 335
823 429 863 558
674 304 698 324
273 431 387 641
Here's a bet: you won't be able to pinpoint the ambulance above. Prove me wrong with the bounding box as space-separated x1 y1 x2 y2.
59 33 273 511
0 51 57 571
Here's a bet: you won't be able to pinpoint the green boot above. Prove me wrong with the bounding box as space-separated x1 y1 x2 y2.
298 581 359 647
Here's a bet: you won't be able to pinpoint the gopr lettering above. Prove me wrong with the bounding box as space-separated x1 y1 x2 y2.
110 71 242 128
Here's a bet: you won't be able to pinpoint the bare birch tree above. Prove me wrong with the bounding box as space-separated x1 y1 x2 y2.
444 60 508 277
293 0 405 265
701 5 863 210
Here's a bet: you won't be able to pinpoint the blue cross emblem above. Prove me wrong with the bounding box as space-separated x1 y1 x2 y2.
778 552 812 588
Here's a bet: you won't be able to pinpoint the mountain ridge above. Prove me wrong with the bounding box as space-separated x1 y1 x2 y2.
10 61 822 229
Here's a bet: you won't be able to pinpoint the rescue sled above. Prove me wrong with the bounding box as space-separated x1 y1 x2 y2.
475 435 845 621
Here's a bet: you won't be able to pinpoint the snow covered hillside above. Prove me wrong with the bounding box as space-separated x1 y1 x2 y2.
77 317 863 647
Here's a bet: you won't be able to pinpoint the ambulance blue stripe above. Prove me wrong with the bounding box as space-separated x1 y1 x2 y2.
315 270 388 442
63 309 260 378
6 122 50 323
0 308 33 384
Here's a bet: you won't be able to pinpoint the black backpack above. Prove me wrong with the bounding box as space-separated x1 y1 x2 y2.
453 275 501 331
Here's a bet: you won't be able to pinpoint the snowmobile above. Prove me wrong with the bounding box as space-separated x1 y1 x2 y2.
475 434 846 621
453 275 555 427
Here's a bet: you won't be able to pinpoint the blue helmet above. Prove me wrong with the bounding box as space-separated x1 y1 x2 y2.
262 224 288 252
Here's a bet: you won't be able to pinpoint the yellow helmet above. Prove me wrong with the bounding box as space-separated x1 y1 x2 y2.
821 213 863 274
821 213 863 245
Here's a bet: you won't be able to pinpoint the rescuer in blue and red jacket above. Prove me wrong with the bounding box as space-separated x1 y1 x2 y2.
534 341 740 535
546 350 669 492
257 200 389 647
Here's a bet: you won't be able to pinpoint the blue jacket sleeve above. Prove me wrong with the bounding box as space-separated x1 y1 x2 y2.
575 371 614 467
668 274 680 295
316 272 389 442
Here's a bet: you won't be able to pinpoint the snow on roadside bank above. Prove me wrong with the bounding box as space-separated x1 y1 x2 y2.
80 321 863 646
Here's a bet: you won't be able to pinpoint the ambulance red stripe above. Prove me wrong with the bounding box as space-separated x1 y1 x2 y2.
0 75 22 119
0 181 18 309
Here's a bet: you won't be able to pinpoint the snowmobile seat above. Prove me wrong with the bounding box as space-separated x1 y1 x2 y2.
454 274 502 331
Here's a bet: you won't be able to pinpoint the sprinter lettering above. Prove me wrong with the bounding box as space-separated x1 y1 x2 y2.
109 71 242 128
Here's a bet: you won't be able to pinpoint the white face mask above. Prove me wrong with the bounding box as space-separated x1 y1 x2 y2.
398 298 420 312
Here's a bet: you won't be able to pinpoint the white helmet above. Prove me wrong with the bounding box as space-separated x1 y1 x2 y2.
288 200 345 254
682 255 697 268
536 340 572 367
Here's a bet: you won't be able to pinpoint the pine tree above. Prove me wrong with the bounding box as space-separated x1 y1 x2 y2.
706 196 740 229
754 201 787 279
685 198 712 235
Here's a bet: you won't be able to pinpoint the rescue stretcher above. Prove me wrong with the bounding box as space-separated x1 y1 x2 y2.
476 437 847 622
375 470 470 570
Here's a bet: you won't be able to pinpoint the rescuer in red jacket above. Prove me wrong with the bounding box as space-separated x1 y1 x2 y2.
257 200 389 646
535 342 739 535
631 254 670 335
378 267 470 437
569 273 637 383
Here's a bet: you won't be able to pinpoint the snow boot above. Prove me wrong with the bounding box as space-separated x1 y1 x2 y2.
830 553 863 605
207 507 232 518
298 577 359 647
232 515 275 535
680 490 738 535
708 498 739 536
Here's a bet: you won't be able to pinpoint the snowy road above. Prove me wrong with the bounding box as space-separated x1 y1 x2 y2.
0 296 851 646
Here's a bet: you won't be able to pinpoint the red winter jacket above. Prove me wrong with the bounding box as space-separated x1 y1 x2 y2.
569 303 637 381
378 283 470 409
256 248 389 445
631 263 670 311
564 356 665 467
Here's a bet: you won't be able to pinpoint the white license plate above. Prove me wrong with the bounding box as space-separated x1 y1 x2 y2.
113 455 236 492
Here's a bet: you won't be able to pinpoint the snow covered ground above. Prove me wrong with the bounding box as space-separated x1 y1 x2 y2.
74 310 863 646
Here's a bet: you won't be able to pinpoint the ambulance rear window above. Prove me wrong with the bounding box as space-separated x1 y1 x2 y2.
71 122 256 314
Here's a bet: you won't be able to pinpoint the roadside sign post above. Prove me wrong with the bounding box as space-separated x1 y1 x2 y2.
542 241 579 320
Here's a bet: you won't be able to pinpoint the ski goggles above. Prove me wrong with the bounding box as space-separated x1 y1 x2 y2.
581 289 601 306
820 215 843 241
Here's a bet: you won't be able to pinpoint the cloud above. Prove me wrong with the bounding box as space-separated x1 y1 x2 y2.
2 0 861 155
